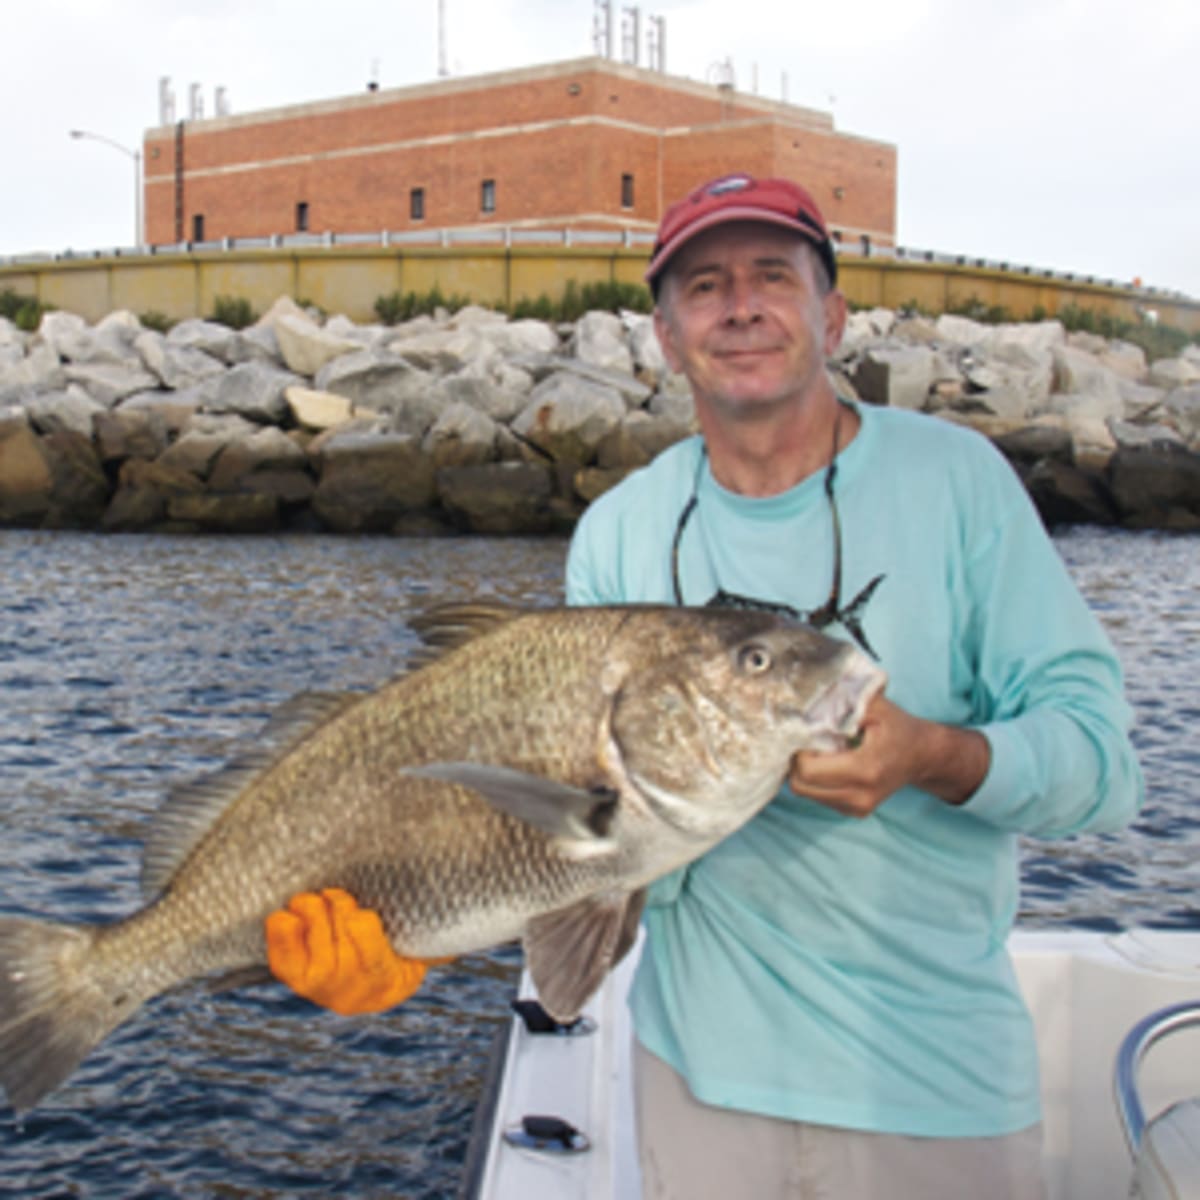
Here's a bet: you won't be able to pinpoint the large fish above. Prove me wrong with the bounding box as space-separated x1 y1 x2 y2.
0 603 885 1111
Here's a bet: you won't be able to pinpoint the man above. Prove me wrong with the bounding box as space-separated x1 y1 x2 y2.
267 174 1143 1198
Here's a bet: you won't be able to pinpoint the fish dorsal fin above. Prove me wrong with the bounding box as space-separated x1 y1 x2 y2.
402 762 617 858
524 889 647 1022
140 691 359 899
406 601 527 668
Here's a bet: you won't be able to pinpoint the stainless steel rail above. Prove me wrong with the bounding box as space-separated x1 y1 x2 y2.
1114 1000 1200 1155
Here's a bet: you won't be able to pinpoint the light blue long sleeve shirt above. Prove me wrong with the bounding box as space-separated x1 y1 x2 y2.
565 401 1143 1136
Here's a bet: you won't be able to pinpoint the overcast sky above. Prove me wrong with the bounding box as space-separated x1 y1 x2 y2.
2 0 1196 298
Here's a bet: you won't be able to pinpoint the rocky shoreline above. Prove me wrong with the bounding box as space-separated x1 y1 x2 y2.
1 298 1198 535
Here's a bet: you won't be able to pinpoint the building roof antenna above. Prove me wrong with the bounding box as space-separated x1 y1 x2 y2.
438 0 449 77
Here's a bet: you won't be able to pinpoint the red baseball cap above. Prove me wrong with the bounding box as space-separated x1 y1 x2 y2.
645 173 837 293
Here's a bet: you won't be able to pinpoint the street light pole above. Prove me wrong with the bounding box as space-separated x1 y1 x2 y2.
68 129 143 248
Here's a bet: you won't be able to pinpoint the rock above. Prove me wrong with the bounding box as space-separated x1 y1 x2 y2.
889 315 940 346
167 492 281 532
511 372 626 465
448 304 508 330
625 313 670 381
422 402 498 468
934 314 993 347
273 312 362 377
39 430 110 528
255 295 311 331
1051 346 1124 403
1098 340 1148 382
477 318 560 359
1066 330 1108 355
992 422 1075 466
118 388 206 434
993 321 1065 355
167 318 243 363
1117 380 1167 422
852 345 940 410
314 350 441 434
0 407 53 524
286 386 354 431
1047 389 1124 426
208 361 303 424
2 301 1194 536
1165 385 1200 448
324 314 388 350
229 324 282 365
312 430 436 532
1148 357 1200 390
156 415 259 478
1108 443 1200 524
1107 420 1186 452
435 461 559 534
208 426 308 491
23 385 105 438
233 469 316 506
388 325 491 373
571 311 634 375
1025 459 1118 528
0 342 66 401
551 358 654 411
441 361 531 424
648 388 698 430
93 406 172 467
62 361 159 408
102 457 207 530
39 310 141 367
135 330 226 390
573 465 636 503
37 311 94 362
596 410 689 469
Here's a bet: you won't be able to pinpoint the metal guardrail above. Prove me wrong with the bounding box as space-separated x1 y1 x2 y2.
1113 999 1200 1155
0 227 1192 301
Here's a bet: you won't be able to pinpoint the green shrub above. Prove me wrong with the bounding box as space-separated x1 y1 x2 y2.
509 293 558 321
373 285 472 325
209 295 258 329
945 295 1015 325
139 310 173 333
0 288 50 332
1056 303 1194 362
507 278 653 323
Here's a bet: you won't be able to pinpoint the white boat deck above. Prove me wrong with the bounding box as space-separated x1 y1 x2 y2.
467 929 1200 1200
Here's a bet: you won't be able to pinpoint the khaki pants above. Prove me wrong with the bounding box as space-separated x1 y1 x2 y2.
635 1042 1048 1200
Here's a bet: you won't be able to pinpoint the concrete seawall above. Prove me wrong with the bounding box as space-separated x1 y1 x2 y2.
3 241 1198 334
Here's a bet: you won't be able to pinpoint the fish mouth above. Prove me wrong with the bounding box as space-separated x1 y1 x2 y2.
801 658 887 753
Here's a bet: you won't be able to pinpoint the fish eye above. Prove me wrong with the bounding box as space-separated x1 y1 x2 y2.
737 643 772 674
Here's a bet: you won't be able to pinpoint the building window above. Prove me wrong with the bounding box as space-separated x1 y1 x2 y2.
410 188 425 221
481 179 496 214
621 173 634 208
192 213 205 242
296 201 309 232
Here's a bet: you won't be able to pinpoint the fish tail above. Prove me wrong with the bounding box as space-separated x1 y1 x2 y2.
0 917 132 1111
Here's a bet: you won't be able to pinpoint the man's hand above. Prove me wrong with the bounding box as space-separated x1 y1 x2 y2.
788 695 991 818
266 887 440 1015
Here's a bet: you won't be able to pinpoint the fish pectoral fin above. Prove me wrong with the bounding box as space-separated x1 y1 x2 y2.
523 889 647 1023
402 763 618 853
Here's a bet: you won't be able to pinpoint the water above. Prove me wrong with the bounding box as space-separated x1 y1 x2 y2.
0 527 1195 1198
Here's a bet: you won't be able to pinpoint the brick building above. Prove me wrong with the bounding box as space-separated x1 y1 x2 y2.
143 57 896 254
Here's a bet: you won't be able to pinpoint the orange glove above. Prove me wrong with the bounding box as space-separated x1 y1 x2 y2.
265 887 439 1016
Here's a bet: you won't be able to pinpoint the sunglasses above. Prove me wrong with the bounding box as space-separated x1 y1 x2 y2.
669 403 884 659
